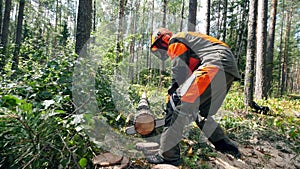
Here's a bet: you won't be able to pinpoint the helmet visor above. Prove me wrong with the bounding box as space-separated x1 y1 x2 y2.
150 36 168 61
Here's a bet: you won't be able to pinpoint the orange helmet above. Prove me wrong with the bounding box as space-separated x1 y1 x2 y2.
150 28 173 60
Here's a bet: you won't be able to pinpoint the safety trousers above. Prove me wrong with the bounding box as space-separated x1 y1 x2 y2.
159 66 235 161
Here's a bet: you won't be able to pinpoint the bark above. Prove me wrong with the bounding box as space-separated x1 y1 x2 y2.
255 0 268 99
148 0 154 84
244 0 257 106
221 0 228 42
0 0 3 42
265 0 278 97
128 0 140 82
54 0 59 46
93 0 96 32
75 0 93 56
277 0 285 96
205 0 210 35
0 0 12 71
12 0 25 72
188 0 197 31
280 6 293 96
179 0 185 32
115 0 126 63
160 0 167 73
216 1 221 39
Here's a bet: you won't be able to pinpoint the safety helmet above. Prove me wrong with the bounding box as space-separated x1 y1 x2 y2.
150 28 173 61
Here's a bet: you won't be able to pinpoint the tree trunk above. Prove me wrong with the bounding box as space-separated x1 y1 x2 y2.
277 0 285 96
221 0 228 42
188 0 197 31
54 0 59 46
115 0 125 63
12 0 25 73
0 0 12 71
244 0 257 106
160 0 167 73
216 1 221 39
205 0 210 35
235 0 248 62
75 0 92 56
255 0 268 99
93 0 96 32
179 0 185 32
280 5 293 96
129 0 140 82
0 0 3 43
148 0 154 84
265 0 278 97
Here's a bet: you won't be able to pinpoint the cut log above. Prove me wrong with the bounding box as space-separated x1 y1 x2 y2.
152 164 179 169
92 152 123 166
134 112 155 135
136 142 160 151
142 149 159 156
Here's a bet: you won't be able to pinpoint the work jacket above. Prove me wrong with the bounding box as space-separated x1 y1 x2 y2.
167 32 241 89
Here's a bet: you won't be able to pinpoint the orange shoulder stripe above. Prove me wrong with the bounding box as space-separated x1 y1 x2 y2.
188 32 229 47
167 42 188 60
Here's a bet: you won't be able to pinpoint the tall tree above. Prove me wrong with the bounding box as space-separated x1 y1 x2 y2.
188 0 197 31
75 0 92 56
221 0 228 42
0 0 11 72
280 3 294 96
255 0 268 99
160 0 167 73
128 0 140 82
0 0 3 42
115 0 126 63
179 0 185 32
205 0 211 35
265 0 278 97
244 0 258 106
12 0 25 72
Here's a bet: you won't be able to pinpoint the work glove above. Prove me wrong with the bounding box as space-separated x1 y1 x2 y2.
167 82 179 95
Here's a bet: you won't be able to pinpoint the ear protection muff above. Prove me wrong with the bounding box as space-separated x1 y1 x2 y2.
161 33 171 44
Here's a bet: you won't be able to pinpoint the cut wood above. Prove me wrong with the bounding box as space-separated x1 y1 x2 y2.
136 142 159 151
151 164 179 169
134 112 155 135
92 152 123 166
142 149 159 156
118 156 130 169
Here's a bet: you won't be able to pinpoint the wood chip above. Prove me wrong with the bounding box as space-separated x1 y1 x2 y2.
92 152 123 166
136 142 159 151
151 164 179 169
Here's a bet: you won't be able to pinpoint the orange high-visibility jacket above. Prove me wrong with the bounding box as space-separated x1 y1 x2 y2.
167 32 241 88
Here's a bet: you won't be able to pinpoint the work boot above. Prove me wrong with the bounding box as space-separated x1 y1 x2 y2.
146 153 180 166
211 138 241 158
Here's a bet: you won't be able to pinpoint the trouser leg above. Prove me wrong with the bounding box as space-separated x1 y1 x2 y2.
159 95 199 161
196 71 235 142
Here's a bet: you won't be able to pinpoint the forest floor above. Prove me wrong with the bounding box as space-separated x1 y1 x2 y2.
125 110 300 169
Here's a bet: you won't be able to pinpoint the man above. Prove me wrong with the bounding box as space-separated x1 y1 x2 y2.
147 28 241 165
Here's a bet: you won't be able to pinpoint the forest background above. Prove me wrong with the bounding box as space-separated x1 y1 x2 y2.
0 0 299 168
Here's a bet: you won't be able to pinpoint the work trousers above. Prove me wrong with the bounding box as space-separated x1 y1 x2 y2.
159 67 235 161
